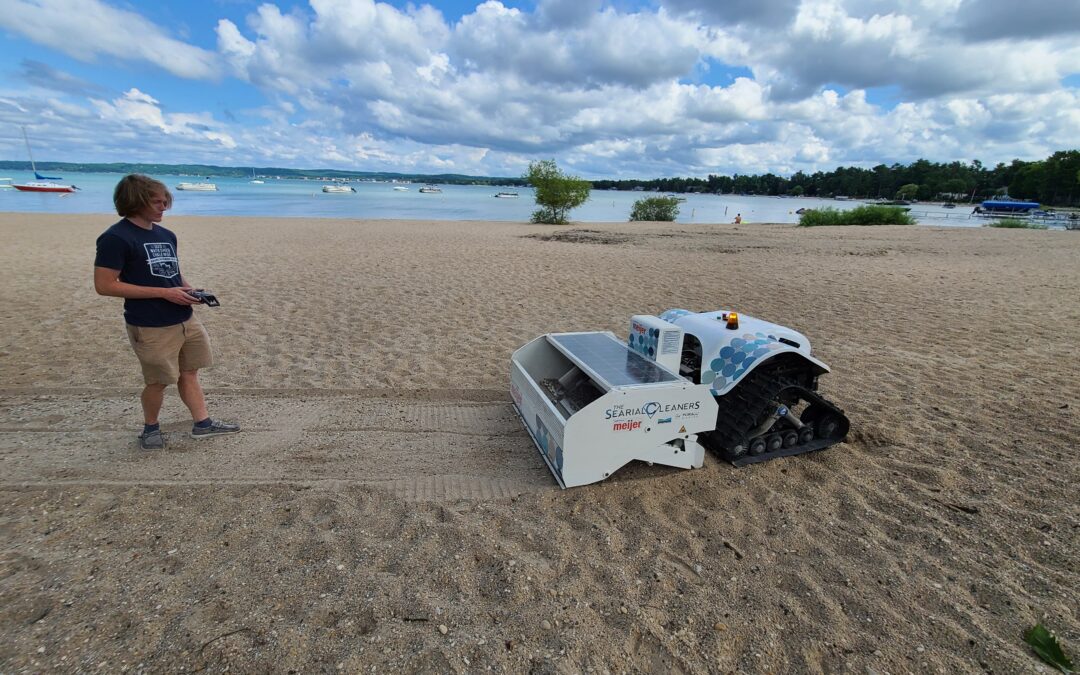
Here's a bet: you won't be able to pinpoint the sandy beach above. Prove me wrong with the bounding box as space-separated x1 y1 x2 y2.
1 212 1077 673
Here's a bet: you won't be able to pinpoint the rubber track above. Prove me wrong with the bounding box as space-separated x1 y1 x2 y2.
699 358 849 465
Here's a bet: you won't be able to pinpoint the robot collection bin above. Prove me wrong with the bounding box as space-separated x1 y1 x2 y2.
510 331 719 488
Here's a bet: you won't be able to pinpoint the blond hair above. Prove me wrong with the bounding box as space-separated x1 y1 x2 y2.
113 174 172 217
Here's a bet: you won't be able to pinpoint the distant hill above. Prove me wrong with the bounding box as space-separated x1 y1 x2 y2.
0 161 528 186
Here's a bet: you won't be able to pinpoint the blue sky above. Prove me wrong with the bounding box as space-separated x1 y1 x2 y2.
1 0 1078 178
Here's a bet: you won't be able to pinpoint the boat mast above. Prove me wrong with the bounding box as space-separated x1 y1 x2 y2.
21 126 37 174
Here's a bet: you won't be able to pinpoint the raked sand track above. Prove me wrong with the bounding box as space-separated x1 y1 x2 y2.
1 388 549 500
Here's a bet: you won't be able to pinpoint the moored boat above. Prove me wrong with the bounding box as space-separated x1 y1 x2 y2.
13 181 78 193
975 197 1039 215
322 184 356 193
494 191 519 198
15 127 78 193
418 185 442 193
176 182 218 191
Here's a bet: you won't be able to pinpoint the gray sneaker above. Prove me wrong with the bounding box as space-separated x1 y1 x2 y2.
139 429 165 450
190 419 241 438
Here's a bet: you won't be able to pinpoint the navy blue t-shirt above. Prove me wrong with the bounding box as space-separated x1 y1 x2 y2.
94 218 194 327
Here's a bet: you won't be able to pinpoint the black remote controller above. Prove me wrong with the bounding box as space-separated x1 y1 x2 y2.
189 289 220 307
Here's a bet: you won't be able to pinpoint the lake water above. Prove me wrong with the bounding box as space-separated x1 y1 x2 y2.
0 172 984 226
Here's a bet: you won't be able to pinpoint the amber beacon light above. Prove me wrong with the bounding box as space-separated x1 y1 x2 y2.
726 312 739 330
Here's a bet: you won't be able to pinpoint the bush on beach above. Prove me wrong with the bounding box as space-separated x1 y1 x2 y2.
798 205 916 227
629 196 681 222
986 218 1047 229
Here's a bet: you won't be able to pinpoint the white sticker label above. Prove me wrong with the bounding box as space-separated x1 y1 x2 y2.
661 330 681 355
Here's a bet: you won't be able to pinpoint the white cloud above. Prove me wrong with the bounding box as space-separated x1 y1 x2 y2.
450 4 705 89
91 89 237 149
0 0 218 79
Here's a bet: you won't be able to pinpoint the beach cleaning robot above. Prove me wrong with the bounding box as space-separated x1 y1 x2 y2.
510 309 849 488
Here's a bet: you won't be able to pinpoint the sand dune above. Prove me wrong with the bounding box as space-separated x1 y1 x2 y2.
1 213 1077 672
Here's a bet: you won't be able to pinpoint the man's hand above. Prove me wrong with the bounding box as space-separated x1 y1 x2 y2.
94 268 200 304
161 286 199 305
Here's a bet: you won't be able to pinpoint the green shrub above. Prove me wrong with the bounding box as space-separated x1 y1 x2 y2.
797 208 844 226
798 205 915 227
526 159 590 224
629 196 680 221
986 218 1047 229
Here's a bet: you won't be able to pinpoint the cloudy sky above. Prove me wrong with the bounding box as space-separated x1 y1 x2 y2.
1 0 1078 178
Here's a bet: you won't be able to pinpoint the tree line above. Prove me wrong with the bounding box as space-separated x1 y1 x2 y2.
591 150 1080 207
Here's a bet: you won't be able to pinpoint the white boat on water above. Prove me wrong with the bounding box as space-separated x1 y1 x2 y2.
13 127 79 193
393 186 409 191
322 184 356 193
418 185 442 193
13 181 78 193
494 191 519 198
176 182 218 191
0 178 12 189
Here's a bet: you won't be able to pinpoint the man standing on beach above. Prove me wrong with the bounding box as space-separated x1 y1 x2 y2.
94 174 239 450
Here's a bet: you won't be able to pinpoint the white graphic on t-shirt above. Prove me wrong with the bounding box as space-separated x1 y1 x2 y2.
144 242 179 278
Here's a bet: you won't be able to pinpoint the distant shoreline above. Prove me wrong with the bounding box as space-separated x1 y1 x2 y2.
2 173 1073 227
3 149 1077 208
0 161 526 187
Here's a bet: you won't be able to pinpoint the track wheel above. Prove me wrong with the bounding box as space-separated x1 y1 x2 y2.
815 414 843 439
724 440 749 461
748 437 767 456
765 433 783 453
798 426 814 444
782 430 799 448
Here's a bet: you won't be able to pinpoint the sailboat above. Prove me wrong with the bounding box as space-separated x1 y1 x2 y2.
249 168 264 184
13 127 78 193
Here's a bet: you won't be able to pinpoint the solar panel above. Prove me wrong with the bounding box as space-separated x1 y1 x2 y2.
549 333 681 390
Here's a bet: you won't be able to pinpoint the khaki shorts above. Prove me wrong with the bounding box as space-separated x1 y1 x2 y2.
126 316 214 385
